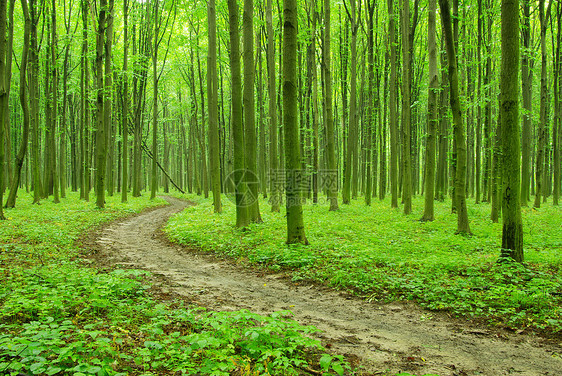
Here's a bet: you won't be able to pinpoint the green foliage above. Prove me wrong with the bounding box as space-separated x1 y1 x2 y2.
166 195 562 333
0 193 337 375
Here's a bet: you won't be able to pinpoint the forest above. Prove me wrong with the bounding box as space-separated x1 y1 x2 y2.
0 0 561 375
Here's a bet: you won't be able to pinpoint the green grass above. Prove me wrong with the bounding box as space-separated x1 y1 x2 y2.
165 193 562 333
0 192 342 376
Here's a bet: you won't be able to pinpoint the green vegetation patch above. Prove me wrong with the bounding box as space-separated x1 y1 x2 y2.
165 195 562 333
0 193 341 375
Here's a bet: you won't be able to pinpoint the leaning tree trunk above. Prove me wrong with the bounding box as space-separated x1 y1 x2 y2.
500 0 523 261
535 0 552 208
439 0 471 234
5 0 30 208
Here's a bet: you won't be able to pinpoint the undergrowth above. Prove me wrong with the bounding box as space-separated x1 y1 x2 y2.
165 194 562 334
0 193 347 375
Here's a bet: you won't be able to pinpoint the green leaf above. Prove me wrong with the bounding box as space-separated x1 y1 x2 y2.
319 354 332 370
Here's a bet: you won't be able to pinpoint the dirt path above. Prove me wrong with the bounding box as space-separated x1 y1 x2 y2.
94 197 561 376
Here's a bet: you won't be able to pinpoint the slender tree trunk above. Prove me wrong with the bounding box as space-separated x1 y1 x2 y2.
535 0 552 208
554 2 561 206
422 0 438 221
105 0 114 199
324 0 338 210
243 0 262 222
121 0 129 203
228 0 249 227
267 0 280 212
0 0 7 219
95 0 107 208
365 0 375 206
500 0 523 261
208 0 221 212
151 0 159 200
5 0 30 208
439 0 471 234
284 0 308 244
29 0 41 203
491 98 501 223
401 0 412 214
50 0 59 204
2 0 13 189
520 0 532 205
388 0 398 208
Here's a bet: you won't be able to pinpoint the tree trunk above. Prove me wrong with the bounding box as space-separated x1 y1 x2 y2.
95 0 107 208
535 0 552 208
520 0 532 205
388 0 398 208
323 0 338 211
0 0 7 219
50 0 59 204
284 0 308 244
267 0 280 212
30 0 41 203
5 0 30 208
554 2 561 206
151 0 159 200
439 0 471 234
500 0 523 261
422 0 438 221
208 0 221 212
401 0 412 214
228 0 249 227
121 0 129 203
243 0 262 222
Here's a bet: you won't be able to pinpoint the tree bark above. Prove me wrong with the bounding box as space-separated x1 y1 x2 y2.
422 0 438 221
267 0 280 212
243 0 262 222
401 0 412 214
95 0 107 208
228 0 249 227
121 0 129 203
323 0 338 211
500 0 523 261
388 0 398 208
535 0 552 208
0 0 7 219
284 0 308 244
208 0 221 212
5 0 30 208
439 0 471 234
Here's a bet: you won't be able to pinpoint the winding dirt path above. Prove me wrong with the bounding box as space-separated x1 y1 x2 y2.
94 197 561 376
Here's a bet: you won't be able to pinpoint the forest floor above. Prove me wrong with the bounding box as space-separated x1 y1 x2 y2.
89 196 561 376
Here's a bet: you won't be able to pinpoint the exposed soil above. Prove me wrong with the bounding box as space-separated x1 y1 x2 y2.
86 196 561 376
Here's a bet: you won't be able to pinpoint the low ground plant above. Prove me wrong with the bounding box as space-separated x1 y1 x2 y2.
1 193 343 375
165 194 562 333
